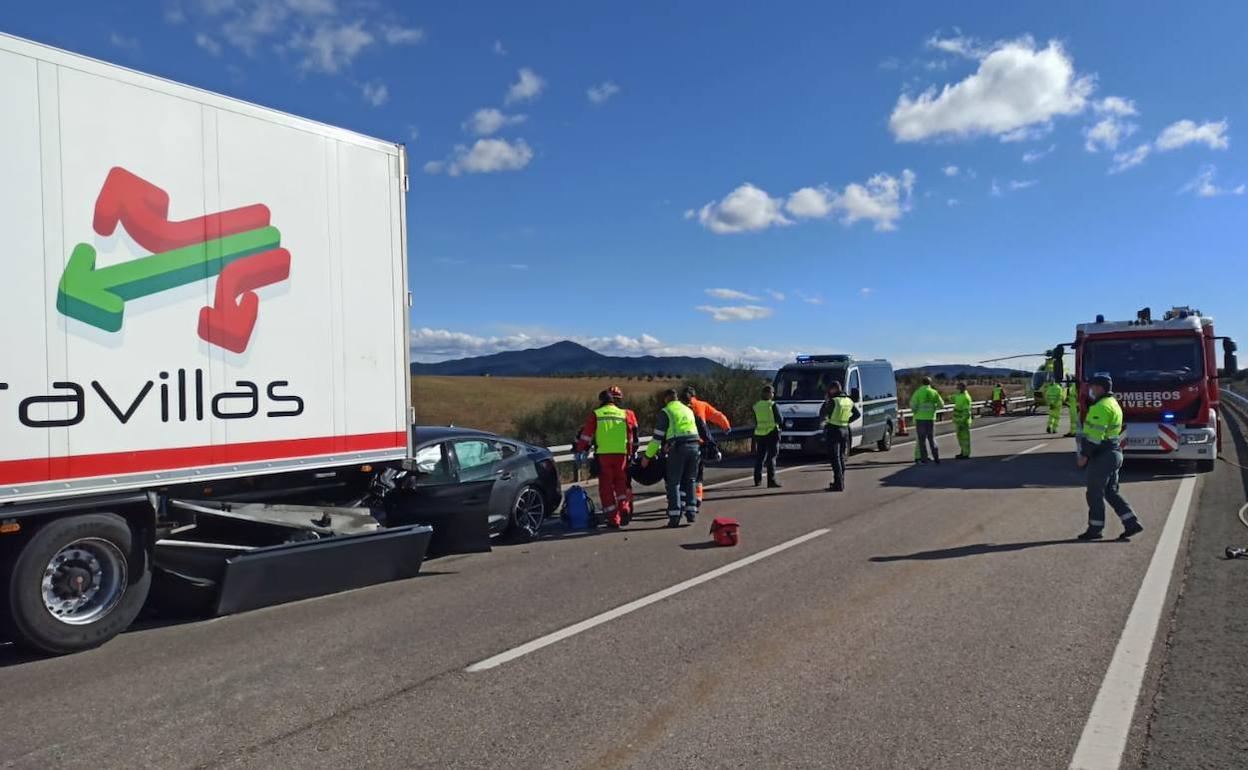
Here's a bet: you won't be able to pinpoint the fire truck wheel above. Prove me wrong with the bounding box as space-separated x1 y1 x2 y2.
4 513 151 656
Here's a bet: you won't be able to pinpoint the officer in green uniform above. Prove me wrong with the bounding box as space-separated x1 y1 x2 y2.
752 385 784 489
641 388 704 528
1064 376 1080 438
1044 380 1065 434
909 377 945 463
952 381 973 458
1076 373 1144 540
820 381 860 491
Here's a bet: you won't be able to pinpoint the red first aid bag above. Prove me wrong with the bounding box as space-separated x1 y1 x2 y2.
710 517 739 547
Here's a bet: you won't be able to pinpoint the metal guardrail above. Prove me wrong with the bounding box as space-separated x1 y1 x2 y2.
547 395 1033 462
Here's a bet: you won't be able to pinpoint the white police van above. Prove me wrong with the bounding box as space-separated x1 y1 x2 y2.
772 355 899 454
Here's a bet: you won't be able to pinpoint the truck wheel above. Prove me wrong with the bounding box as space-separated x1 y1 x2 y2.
877 423 894 452
1196 459 1216 473
4 513 151 655
507 486 547 542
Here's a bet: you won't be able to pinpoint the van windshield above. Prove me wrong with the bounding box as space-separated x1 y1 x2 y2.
774 367 846 401
1083 337 1204 385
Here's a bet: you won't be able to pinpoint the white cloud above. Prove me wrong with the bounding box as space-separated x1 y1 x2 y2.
1008 179 1038 190
361 80 388 107
859 287 874 297
990 179 1002 197
195 32 222 55
587 81 620 104
829 169 916 231
946 198 960 207
180 1 420 74
1094 96 1137 117
889 38 1092 142
429 138 535 177
1109 144 1151 174
705 288 761 301
463 107 526 136
289 20 374 73
505 67 546 105
942 165 959 177
695 305 775 322
109 32 140 52
409 327 797 368
1084 117 1136 152
381 24 424 45
765 289 787 301
801 294 825 305
407 125 420 143
1155 119 1230 151
925 33 988 60
784 186 836 218
1022 144 1056 163
493 39 506 55
695 184 792 234
1180 165 1245 197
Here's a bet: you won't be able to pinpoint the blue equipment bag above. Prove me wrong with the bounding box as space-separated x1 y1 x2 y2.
561 485 596 529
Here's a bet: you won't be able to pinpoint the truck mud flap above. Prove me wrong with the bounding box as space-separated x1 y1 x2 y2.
213 524 432 616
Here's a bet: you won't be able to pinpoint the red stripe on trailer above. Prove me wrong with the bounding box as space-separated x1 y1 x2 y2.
0 431 407 486
1158 424 1180 453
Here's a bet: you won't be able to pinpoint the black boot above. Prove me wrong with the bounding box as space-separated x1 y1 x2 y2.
667 516 681 528
1120 519 1144 539
767 479 782 488
1076 526 1104 541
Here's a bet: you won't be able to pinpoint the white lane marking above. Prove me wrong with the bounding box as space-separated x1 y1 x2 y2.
632 416 1035 508
1069 474 1198 770
1002 441 1051 462
466 528 831 672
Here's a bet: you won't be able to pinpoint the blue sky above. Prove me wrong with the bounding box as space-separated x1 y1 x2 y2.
3 2 1245 368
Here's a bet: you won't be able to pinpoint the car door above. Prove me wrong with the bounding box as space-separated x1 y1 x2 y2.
449 438 512 533
383 440 494 555
398 442 473 521
847 368 866 448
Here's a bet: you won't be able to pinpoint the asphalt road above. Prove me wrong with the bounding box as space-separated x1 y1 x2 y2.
0 414 1216 769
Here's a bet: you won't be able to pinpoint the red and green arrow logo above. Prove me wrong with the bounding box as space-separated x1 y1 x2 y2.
57 167 291 353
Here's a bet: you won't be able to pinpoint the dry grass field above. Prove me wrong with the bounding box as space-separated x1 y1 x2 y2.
412 376 677 435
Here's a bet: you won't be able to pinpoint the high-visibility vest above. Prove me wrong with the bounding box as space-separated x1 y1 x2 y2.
753 400 778 436
953 391 973 420
593 404 630 454
664 400 699 440
1083 395 1124 443
910 386 942 421
1045 382 1065 406
824 396 855 427
992 387 1004 400
1067 384 1079 409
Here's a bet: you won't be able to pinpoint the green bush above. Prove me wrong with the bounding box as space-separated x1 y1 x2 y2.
681 362 771 429
512 396 599 447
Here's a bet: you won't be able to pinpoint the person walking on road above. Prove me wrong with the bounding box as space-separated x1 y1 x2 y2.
1044 379 1066 434
953 381 973 459
991 383 1006 416
909 377 945 464
1076 373 1143 540
1064 377 1080 438
753 384 784 488
820 381 860 491
574 387 638 528
641 389 703 528
684 385 731 504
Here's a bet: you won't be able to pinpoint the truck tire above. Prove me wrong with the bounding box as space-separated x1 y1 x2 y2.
877 422 894 452
3 513 151 655
1196 459 1216 473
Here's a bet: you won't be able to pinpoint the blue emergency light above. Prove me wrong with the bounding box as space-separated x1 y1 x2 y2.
1162 412 1176 423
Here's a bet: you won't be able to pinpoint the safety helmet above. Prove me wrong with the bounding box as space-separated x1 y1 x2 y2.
608 385 624 400
1090 372 1113 391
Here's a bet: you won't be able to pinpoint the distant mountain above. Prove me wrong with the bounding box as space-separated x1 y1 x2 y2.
410 341 722 377
896 364 1030 379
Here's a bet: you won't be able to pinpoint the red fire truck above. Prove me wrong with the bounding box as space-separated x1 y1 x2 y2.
1052 306 1238 472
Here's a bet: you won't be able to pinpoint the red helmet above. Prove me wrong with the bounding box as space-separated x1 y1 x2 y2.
608 385 624 400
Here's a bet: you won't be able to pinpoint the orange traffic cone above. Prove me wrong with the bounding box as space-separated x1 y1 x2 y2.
896 412 909 436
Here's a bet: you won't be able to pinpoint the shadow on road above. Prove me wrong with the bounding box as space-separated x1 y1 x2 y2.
874 450 1192 491
705 488 829 503
870 537 1121 562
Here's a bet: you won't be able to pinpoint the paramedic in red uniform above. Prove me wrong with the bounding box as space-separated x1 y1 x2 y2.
575 387 638 528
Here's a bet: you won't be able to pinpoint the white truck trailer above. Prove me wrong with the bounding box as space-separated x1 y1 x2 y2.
0 33 429 654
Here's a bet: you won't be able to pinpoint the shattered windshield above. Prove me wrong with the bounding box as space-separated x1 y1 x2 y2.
1083 337 1204 384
